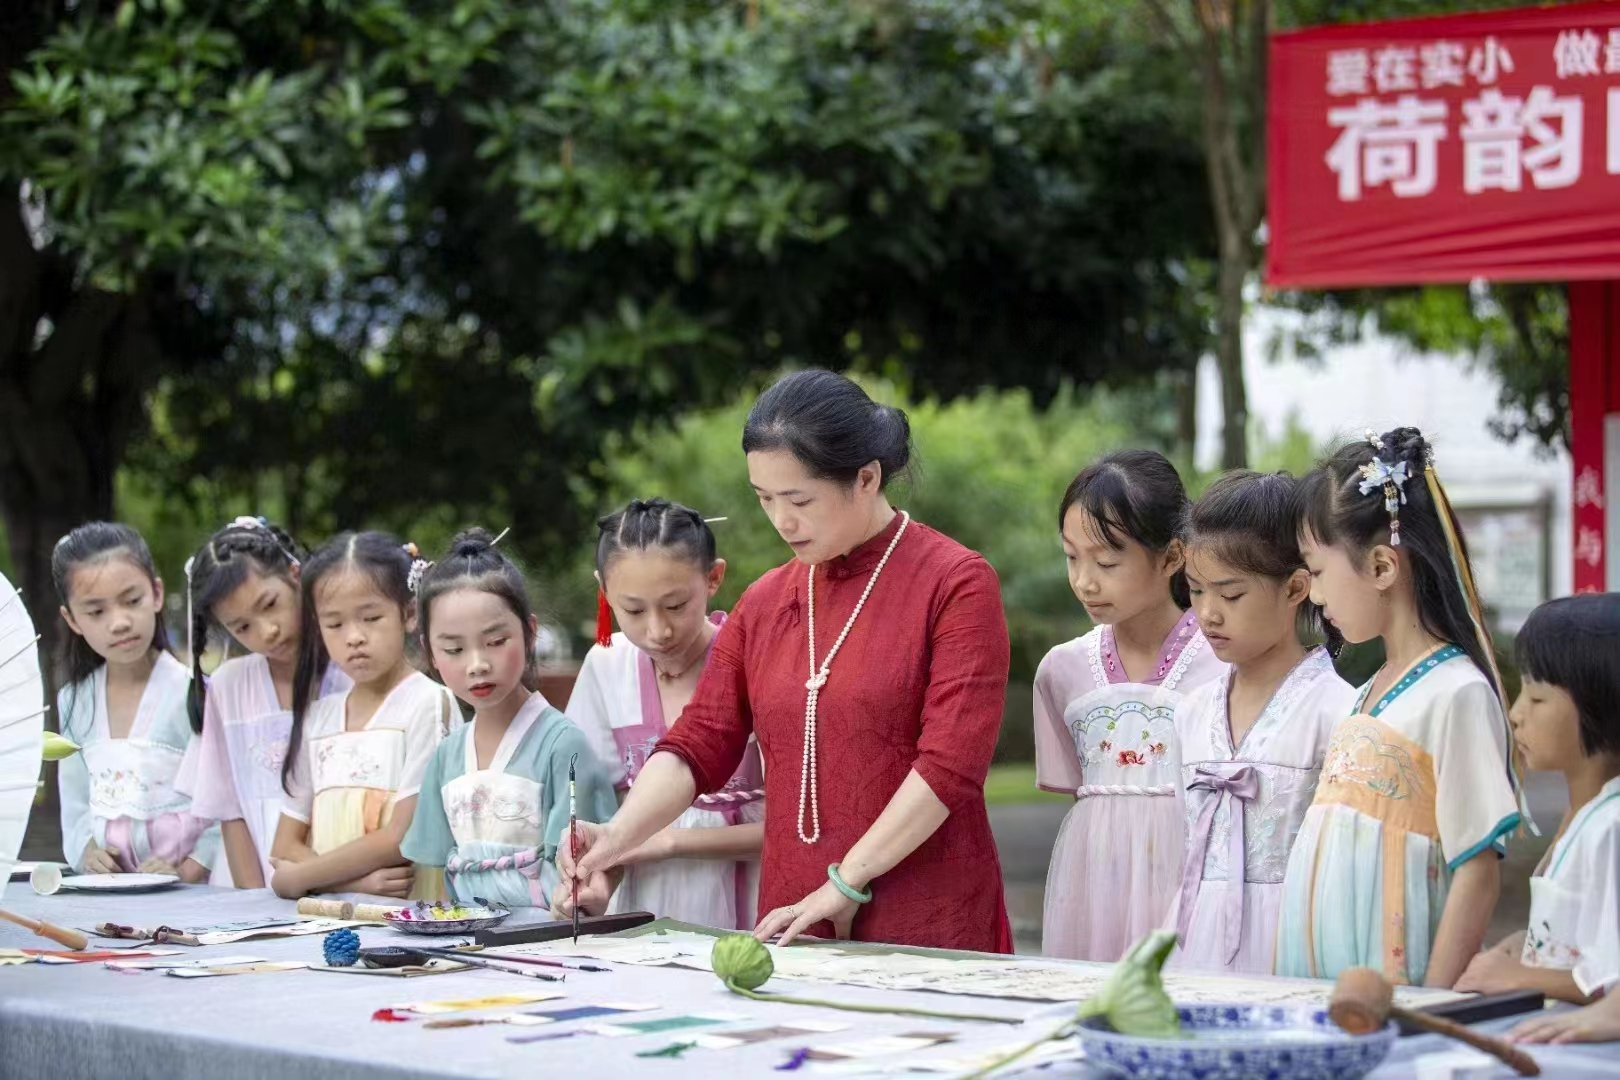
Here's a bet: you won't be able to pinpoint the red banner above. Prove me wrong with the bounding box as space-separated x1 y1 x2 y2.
1267 1 1620 288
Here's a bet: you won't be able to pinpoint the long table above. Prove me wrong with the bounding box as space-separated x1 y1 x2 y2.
2 885 1617 1079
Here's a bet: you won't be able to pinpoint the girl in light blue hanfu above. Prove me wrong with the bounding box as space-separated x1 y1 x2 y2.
1274 428 1530 989
401 529 617 909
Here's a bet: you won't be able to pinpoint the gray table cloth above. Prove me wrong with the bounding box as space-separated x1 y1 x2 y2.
2 885 1617 1079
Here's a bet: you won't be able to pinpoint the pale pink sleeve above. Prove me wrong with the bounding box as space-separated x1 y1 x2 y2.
1033 647 1082 795
177 683 243 822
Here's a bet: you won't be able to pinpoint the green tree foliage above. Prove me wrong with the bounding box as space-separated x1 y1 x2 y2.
1274 284 1569 455
2 0 1213 676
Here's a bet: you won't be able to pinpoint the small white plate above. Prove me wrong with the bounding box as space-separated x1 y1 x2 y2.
32 870 181 895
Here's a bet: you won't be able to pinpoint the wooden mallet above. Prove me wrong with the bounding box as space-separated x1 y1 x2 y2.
1330 967 1540 1076
0 906 90 951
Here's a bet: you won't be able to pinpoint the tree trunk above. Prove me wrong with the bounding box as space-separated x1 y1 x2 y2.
1214 246 1249 469
1 187 163 859
1163 0 1265 472
1174 362 1198 460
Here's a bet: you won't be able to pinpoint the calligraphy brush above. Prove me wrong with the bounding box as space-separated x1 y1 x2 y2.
0 907 88 950
460 952 610 974
415 944 609 974
568 752 580 944
403 946 564 982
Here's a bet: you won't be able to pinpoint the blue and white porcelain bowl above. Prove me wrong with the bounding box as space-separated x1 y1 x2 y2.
1076 1003 1397 1080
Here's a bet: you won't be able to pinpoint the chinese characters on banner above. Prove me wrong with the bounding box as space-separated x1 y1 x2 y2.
1267 4 1620 288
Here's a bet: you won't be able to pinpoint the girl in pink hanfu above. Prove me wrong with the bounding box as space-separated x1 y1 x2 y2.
1166 472 1355 975
566 499 764 930
175 517 351 888
1035 451 1226 962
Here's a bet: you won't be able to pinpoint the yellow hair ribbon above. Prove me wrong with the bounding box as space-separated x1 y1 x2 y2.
1424 464 1536 836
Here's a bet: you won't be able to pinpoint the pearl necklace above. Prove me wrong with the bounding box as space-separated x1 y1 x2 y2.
797 510 912 844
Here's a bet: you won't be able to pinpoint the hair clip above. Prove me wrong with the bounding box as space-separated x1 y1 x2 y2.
407 559 433 595
1357 457 1411 547
490 527 511 547
702 517 728 524
1365 428 1385 452
403 542 419 559
229 516 265 531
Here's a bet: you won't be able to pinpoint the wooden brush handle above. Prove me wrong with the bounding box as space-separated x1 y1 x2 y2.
1390 1005 1540 1076
297 898 354 920
0 907 89 950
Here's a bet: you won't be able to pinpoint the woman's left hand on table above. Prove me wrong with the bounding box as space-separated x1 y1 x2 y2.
754 878 857 947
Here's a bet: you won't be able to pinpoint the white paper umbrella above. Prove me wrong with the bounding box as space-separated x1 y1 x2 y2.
0 570 46 905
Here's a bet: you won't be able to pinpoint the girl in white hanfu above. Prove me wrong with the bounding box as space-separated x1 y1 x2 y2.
175 517 350 887
1166 471 1355 975
565 499 765 929
1034 451 1226 962
1275 428 1530 988
269 531 460 901
401 530 617 909
54 522 218 881
1457 594 1620 1008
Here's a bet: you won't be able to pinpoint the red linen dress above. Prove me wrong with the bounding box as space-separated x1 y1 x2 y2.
656 512 1014 952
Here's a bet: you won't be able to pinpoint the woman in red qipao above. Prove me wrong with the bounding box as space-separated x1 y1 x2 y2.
559 370 1013 952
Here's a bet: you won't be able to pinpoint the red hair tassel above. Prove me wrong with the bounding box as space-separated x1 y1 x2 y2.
596 587 614 647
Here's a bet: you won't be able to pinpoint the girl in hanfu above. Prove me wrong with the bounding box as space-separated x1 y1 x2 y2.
401 530 617 909
1274 428 1530 988
559 370 1014 951
1457 594 1620 1007
177 517 351 887
54 523 218 881
1167 471 1354 975
269 532 460 900
1033 451 1226 961
562 499 765 929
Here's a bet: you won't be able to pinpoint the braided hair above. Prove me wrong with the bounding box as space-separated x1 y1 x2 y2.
594 498 717 579
184 518 304 733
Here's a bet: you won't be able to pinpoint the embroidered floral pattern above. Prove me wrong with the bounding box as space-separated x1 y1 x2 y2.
89 768 154 809
444 772 544 850
1069 699 1179 785
250 736 288 775
1524 919 1582 970
311 735 401 790
446 781 542 830
1320 719 1427 801
83 740 189 818
619 733 662 784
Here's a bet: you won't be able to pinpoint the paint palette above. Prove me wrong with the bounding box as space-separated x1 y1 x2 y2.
383 901 511 936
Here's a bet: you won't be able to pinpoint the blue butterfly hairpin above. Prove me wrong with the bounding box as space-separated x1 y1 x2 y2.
1357 430 1411 546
